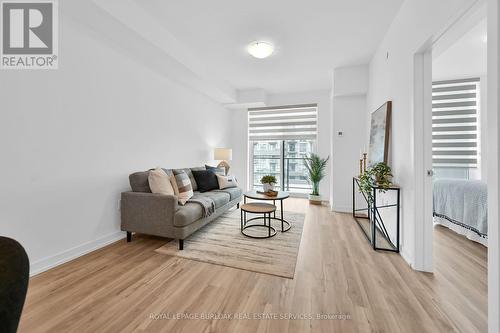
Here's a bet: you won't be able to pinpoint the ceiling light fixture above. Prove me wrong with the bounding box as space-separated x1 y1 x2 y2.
247 41 274 59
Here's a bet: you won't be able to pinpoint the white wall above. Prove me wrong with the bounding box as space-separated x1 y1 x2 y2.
0 12 231 275
230 109 249 190
230 90 332 201
367 0 478 267
331 65 369 212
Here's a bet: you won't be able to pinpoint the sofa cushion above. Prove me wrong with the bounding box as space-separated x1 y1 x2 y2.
129 171 152 193
214 187 243 201
197 191 230 208
192 170 219 192
173 202 204 227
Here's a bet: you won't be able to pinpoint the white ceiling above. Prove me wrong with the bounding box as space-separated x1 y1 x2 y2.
433 19 487 81
135 0 403 94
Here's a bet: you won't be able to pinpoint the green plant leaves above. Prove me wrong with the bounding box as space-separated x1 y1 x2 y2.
260 175 277 184
303 153 329 196
358 162 393 202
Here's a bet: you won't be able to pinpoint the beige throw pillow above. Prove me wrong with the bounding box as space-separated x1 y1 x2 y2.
170 170 194 205
148 168 175 195
216 174 238 189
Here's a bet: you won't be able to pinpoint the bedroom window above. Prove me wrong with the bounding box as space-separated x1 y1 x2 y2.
248 104 318 194
432 78 480 174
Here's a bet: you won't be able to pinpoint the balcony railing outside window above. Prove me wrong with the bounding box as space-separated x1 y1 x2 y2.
251 140 314 194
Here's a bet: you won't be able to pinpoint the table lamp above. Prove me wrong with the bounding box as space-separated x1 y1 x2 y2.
214 148 232 175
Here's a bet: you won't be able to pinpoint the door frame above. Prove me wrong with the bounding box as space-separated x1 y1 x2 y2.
412 48 434 272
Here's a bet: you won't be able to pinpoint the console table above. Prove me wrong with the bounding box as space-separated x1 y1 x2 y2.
352 177 400 252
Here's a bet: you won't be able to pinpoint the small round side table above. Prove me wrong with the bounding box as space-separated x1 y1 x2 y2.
240 202 277 239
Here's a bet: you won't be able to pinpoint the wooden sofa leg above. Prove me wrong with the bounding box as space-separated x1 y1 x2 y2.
179 239 184 250
127 232 132 242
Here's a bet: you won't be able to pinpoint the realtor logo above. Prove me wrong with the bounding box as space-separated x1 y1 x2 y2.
1 0 58 69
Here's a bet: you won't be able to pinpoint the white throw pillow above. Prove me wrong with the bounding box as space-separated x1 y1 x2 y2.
216 174 238 189
148 168 175 195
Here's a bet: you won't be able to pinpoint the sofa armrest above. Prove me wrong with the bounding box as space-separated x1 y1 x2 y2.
120 192 178 235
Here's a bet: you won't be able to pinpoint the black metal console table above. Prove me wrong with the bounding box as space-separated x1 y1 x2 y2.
352 177 400 252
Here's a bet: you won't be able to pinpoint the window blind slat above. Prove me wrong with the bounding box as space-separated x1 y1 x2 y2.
432 101 476 108
432 79 479 168
432 84 477 93
432 126 477 132
432 93 476 100
432 117 477 124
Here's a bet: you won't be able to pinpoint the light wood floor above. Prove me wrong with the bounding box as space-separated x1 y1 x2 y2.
19 199 487 333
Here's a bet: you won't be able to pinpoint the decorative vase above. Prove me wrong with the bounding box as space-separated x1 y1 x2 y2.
263 183 275 192
308 194 322 205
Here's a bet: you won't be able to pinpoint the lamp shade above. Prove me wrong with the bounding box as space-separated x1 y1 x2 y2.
214 148 232 161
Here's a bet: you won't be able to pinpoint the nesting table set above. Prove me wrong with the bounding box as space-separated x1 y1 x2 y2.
240 191 291 239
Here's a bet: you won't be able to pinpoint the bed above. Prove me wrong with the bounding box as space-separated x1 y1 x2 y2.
433 179 488 246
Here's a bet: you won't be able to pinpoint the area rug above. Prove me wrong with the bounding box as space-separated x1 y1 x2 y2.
155 209 305 279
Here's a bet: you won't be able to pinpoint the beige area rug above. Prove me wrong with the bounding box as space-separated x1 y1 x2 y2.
155 209 305 279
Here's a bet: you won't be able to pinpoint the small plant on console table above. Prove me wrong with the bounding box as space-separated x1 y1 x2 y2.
358 162 393 203
260 175 277 192
304 153 330 205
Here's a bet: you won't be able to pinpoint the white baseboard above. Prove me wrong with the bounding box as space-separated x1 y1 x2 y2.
331 205 352 213
29 231 125 277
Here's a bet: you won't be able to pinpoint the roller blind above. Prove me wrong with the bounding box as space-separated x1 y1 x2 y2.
248 104 318 141
432 78 479 168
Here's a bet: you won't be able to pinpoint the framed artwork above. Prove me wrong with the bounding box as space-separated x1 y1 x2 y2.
368 101 392 166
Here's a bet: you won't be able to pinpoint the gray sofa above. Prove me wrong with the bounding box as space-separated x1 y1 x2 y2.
120 167 242 250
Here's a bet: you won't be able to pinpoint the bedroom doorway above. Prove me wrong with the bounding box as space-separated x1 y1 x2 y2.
412 1 490 273
431 23 488 246
414 1 499 332
410 4 491 330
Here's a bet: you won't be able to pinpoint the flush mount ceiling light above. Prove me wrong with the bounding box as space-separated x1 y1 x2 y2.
247 41 274 59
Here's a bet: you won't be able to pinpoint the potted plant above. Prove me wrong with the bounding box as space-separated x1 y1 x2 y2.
371 162 393 189
260 175 277 192
358 162 393 202
304 153 329 205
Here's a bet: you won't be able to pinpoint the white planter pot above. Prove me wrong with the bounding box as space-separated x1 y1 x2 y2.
308 194 322 205
262 183 275 192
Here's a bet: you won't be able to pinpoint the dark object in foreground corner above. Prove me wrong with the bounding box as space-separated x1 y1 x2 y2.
0 236 30 333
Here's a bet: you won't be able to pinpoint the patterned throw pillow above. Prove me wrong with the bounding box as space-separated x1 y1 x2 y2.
216 174 238 189
170 170 193 205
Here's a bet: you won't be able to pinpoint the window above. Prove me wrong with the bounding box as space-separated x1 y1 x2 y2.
432 78 480 174
248 104 318 194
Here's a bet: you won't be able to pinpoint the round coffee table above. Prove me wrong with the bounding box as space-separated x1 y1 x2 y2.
240 202 277 238
244 191 291 232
